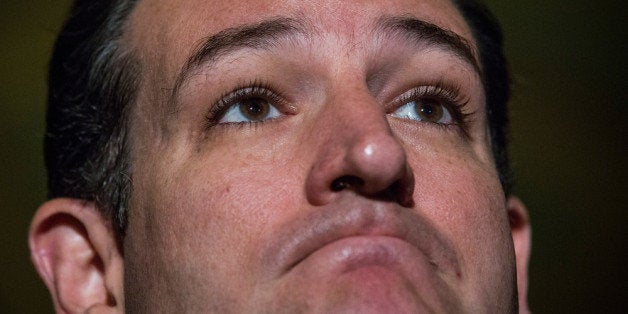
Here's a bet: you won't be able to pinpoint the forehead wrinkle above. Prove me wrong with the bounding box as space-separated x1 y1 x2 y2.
167 17 306 113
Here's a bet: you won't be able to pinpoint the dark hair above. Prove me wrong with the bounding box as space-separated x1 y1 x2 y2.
452 0 512 194
45 0 510 236
46 0 139 236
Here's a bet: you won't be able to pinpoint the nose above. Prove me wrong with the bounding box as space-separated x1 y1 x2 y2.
305 87 415 207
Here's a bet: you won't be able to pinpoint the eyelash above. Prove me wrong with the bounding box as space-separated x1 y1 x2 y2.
205 80 285 128
206 80 474 135
393 81 474 135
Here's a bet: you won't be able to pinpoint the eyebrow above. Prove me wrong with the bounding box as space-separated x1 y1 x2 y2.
169 17 303 107
376 16 481 74
169 15 481 106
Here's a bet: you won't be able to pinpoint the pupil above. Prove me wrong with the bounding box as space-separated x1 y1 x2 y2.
248 101 262 113
240 98 269 120
415 99 443 122
420 104 434 116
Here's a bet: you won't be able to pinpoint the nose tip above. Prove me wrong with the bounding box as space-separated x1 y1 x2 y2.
306 123 415 207
346 138 407 193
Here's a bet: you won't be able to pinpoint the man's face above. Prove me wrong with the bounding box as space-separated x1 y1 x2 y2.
123 0 517 311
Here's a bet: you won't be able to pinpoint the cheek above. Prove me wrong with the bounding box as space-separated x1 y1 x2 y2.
408 142 514 292
140 142 303 278
125 117 309 308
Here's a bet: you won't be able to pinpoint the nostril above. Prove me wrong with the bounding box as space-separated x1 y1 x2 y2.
330 175 414 207
331 176 365 192
386 179 414 208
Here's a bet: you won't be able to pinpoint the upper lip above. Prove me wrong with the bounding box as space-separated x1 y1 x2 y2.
262 199 460 278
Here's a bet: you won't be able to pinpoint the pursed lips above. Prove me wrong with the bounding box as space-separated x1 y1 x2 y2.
262 198 461 280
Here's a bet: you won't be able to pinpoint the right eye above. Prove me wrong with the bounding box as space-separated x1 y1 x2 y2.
219 97 281 123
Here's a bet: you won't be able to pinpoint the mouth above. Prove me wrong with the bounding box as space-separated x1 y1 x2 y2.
264 201 460 280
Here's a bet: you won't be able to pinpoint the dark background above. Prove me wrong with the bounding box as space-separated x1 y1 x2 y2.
1 0 626 312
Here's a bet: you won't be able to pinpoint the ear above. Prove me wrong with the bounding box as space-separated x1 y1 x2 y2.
506 196 531 314
29 198 124 313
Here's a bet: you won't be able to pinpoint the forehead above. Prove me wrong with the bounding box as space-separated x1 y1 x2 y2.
124 0 475 85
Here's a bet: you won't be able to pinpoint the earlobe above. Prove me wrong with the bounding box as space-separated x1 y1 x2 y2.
29 198 124 313
506 196 531 314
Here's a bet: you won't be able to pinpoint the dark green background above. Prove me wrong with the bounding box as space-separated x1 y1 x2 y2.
1 1 626 312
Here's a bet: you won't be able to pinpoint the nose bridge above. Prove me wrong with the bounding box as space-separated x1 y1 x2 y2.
322 83 391 144
308 79 396 169
305 81 415 207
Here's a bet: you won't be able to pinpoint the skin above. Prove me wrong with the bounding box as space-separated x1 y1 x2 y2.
29 0 531 313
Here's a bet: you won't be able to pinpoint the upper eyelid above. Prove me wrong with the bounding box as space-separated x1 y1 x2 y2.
218 85 282 105
389 84 464 110
213 85 281 109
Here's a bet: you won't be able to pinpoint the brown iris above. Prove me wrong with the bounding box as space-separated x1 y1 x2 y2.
238 98 270 121
415 99 444 123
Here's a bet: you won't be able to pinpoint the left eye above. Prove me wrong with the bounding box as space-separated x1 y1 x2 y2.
219 97 281 123
391 98 453 124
